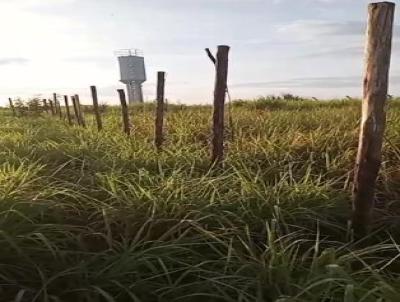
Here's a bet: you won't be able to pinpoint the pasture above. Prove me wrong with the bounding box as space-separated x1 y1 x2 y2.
1 99 400 301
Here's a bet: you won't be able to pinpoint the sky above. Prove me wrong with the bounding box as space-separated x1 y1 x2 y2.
0 0 399 105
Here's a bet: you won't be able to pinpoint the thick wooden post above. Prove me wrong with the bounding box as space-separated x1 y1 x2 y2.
42 99 49 114
155 71 166 150
90 86 103 131
64 95 72 125
8 98 16 116
71 96 81 126
352 2 395 235
49 100 55 115
74 94 86 128
117 89 131 135
211 45 230 165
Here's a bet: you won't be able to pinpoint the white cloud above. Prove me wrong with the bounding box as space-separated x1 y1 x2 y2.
277 20 366 38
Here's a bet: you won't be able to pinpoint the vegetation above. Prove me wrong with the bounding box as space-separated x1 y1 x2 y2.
1 98 400 301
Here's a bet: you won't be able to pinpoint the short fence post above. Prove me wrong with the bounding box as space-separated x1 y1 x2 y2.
49 100 55 115
352 2 395 236
155 71 166 150
8 98 16 116
64 95 72 125
90 86 103 131
71 96 81 126
74 94 86 128
53 93 59 116
58 101 63 119
117 89 131 135
210 45 230 166
54 93 62 119
42 99 49 114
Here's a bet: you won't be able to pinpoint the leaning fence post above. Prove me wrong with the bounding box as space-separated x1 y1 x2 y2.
64 95 72 125
117 89 131 135
155 71 166 150
71 96 81 126
208 45 230 166
352 2 395 236
74 94 86 128
8 98 16 116
90 86 103 131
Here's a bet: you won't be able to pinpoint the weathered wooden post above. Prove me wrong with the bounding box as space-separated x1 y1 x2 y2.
155 71 166 150
207 45 230 166
54 93 63 119
53 93 59 116
58 101 63 119
64 95 72 125
49 99 55 115
74 94 86 128
42 99 49 114
117 89 131 135
90 86 103 131
8 98 16 116
71 96 81 126
352 2 395 236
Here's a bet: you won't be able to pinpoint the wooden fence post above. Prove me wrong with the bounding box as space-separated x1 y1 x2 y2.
352 2 395 236
90 86 103 131
74 94 86 128
210 45 230 166
42 99 49 114
58 101 63 119
53 93 59 116
64 95 72 125
49 100 55 115
117 89 131 135
54 93 63 119
155 71 166 150
8 98 16 116
71 96 81 126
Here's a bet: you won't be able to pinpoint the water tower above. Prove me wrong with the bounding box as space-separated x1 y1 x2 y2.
116 49 146 103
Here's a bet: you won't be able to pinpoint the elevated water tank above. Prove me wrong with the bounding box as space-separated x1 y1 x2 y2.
116 49 146 103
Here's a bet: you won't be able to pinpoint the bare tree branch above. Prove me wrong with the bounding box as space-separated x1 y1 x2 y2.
205 48 216 65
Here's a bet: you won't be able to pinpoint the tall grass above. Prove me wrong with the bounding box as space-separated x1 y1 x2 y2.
0 98 399 301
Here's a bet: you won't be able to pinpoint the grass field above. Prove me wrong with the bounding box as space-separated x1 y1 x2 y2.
1 98 400 301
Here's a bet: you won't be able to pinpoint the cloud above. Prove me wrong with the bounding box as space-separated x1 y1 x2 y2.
278 20 400 38
63 56 110 63
16 0 76 8
278 20 364 37
299 42 400 59
299 46 363 58
0 57 29 65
